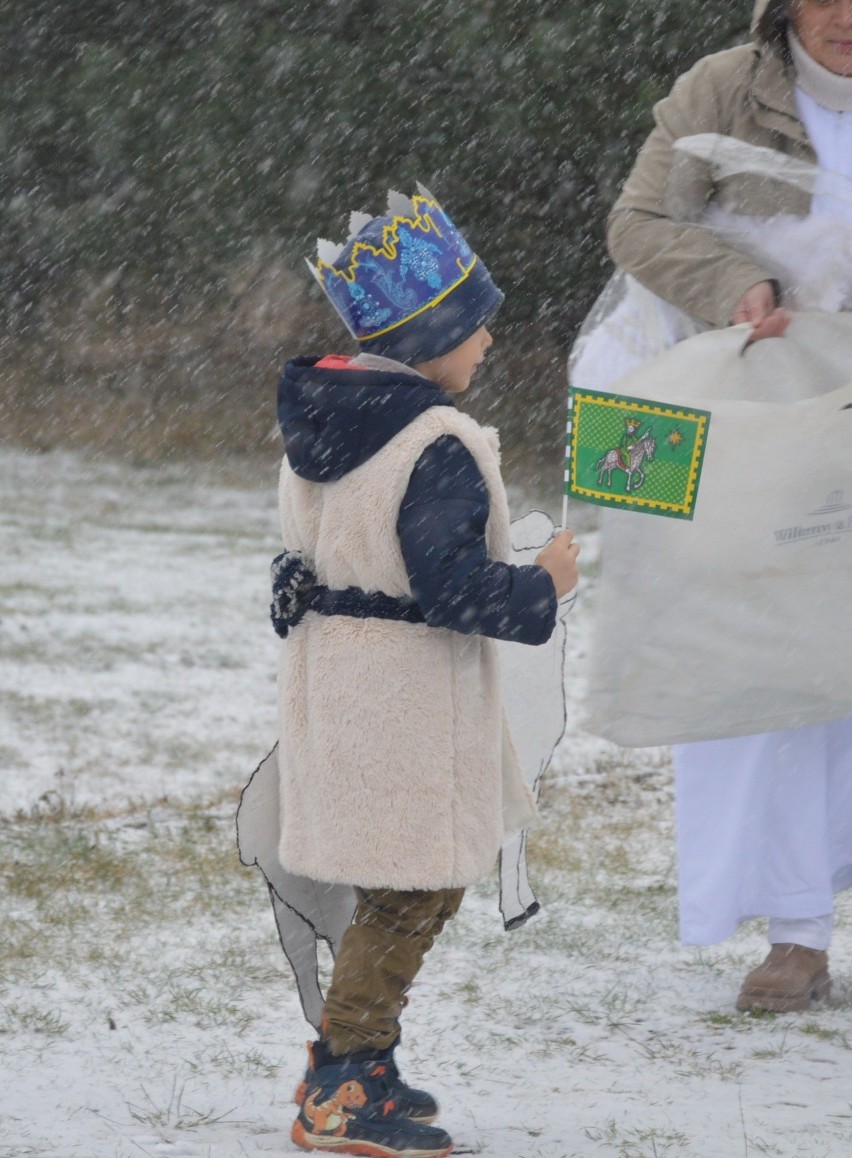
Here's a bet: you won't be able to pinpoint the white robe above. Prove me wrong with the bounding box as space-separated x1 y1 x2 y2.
675 87 852 945
674 722 852 944
573 93 852 946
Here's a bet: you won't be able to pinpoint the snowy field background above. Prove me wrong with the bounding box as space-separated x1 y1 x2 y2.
2 443 852 1158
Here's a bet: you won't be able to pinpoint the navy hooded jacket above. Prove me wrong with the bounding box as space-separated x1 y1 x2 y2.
278 356 557 646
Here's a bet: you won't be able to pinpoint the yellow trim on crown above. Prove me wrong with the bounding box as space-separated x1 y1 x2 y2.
356 255 478 342
316 193 445 284
315 192 478 340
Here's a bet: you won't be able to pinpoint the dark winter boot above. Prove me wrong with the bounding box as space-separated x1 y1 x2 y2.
295 1038 440 1124
291 1044 453 1157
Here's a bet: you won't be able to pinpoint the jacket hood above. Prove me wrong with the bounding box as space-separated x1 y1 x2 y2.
278 356 454 482
752 0 789 49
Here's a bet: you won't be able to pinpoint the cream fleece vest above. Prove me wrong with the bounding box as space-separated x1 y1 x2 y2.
276 406 536 890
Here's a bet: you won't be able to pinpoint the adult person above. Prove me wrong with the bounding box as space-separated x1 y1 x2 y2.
592 0 852 1011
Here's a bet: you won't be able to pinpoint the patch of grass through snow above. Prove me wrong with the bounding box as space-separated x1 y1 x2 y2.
126 1076 237 1129
583 1118 693 1157
0 1004 69 1036
523 772 679 944
0 792 295 1041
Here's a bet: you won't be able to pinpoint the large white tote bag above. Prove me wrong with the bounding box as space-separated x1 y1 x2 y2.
583 312 852 747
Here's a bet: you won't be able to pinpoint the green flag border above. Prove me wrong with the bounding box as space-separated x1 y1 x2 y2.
566 387 711 520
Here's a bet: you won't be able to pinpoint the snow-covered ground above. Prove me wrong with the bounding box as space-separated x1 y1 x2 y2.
2 444 851 1158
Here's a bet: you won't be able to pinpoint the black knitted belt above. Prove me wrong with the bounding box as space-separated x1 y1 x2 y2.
270 549 425 638
308 585 426 624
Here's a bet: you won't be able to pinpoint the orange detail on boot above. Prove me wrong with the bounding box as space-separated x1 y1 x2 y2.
294 1040 317 1105
302 1080 368 1136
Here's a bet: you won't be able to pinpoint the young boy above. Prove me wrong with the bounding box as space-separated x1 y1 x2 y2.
274 186 579 1157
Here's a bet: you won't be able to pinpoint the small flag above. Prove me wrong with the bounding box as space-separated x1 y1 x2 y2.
564 386 711 520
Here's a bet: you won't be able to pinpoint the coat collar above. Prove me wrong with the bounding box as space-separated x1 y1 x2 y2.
277 356 453 482
751 41 813 153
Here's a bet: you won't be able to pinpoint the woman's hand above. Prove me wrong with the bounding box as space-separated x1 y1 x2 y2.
731 280 792 342
535 529 580 599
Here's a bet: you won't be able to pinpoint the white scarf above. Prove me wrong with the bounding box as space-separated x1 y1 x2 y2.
789 29 852 112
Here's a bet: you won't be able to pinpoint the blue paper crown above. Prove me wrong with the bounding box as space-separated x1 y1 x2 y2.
309 186 484 346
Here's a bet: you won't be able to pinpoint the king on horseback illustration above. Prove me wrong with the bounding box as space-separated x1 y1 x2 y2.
596 417 657 492
564 387 710 521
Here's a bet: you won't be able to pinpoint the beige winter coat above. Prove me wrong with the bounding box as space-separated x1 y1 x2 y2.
608 0 816 327
276 406 536 891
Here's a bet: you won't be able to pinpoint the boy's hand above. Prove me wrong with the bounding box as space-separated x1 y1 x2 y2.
535 530 580 600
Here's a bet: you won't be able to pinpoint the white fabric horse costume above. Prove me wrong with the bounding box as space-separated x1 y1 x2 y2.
237 510 567 1029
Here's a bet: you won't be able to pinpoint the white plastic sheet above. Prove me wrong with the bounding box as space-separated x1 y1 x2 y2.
569 134 852 394
583 313 852 746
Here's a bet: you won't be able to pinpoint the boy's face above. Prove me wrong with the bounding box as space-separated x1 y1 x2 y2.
415 326 493 393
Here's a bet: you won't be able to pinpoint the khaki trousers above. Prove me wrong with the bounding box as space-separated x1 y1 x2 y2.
322 886 465 1055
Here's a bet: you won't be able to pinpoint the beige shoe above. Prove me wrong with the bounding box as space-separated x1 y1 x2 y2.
736 943 831 1012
